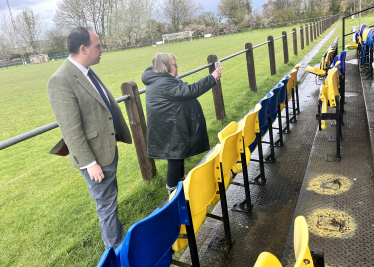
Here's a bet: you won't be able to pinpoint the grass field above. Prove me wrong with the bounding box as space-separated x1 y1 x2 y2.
0 17 365 266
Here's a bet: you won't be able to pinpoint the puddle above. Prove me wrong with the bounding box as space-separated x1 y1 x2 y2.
345 92 359 97
346 59 358 65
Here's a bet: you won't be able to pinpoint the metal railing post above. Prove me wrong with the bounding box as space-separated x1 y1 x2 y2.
245 42 257 92
207 54 226 120
282 31 289 64
342 17 345 49
305 24 309 46
293 28 298 55
300 26 304 49
121 81 157 181
268 36 276 75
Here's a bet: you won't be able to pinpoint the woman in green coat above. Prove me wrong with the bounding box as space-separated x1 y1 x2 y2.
142 53 223 193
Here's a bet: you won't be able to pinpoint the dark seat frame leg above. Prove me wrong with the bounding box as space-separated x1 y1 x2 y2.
274 104 284 147
232 140 253 213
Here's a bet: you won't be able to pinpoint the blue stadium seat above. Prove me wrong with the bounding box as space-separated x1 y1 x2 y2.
96 247 120 267
118 182 198 267
263 87 281 162
249 92 272 153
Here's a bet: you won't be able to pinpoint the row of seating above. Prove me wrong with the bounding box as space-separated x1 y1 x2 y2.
169 64 303 257
315 50 346 162
346 24 373 79
305 35 347 161
253 216 325 267
305 36 340 82
96 64 304 266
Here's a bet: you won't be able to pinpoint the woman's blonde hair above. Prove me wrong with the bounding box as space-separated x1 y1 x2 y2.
152 53 176 73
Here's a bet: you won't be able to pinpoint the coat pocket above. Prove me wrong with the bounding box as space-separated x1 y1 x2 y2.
85 130 98 140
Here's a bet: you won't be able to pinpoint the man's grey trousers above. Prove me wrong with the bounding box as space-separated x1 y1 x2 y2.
80 147 125 249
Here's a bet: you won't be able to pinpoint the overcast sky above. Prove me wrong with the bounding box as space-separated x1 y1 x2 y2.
0 0 264 28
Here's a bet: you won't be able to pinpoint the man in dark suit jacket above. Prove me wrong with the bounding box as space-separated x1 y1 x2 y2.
48 27 132 249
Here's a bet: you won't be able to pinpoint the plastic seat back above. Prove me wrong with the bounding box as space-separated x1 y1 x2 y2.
260 92 273 136
219 125 242 178
339 51 347 74
119 182 189 267
331 55 338 69
294 216 313 267
171 146 221 251
325 50 333 69
232 104 261 173
97 247 121 267
249 93 272 152
210 124 242 205
280 76 290 110
363 27 370 43
319 82 329 129
360 24 367 37
269 86 281 122
254 252 283 267
327 68 340 107
288 69 297 94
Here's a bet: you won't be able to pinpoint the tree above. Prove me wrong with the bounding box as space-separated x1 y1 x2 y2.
161 0 203 32
44 27 68 54
103 0 158 48
198 12 220 27
0 13 17 59
218 0 253 25
15 7 46 53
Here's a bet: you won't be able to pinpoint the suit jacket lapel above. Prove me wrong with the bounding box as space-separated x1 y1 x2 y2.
65 59 108 110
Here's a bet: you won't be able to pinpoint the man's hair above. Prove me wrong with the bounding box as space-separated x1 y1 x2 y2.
67 27 92 55
152 53 176 73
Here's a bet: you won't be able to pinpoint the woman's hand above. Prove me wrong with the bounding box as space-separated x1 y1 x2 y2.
212 67 224 80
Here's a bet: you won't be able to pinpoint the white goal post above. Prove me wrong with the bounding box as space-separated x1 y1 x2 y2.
162 31 194 45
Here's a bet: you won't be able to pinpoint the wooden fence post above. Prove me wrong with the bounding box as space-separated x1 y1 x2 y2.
245 43 257 92
268 36 276 75
293 28 298 55
121 81 156 181
300 26 304 50
207 54 226 120
313 22 317 40
317 21 320 37
320 21 322 34
310 23 313 42
305 24 309 46
282 31 289 64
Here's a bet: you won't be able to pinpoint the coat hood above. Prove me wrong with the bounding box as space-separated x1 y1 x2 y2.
142 65 175 86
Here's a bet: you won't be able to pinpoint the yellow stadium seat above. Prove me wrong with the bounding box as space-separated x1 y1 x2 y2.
288 69 298 122
210 122 243 206
170 144 221 251
232 104 261 174
294 216 314 267
345 43 358 50
306 49 332 78
327 68 340 108
254 252 283 267
319 82 329 130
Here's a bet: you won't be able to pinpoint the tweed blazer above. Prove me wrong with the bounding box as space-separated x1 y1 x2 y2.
48 59 132 168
